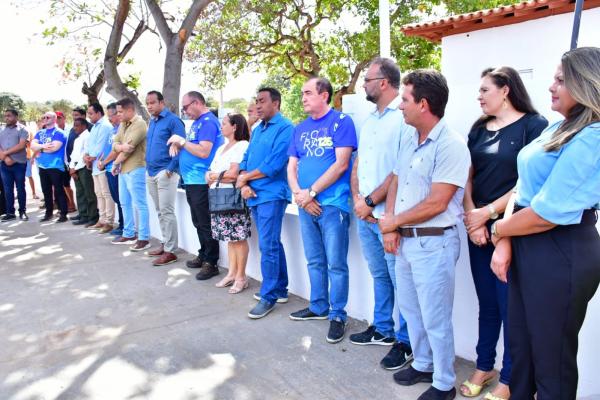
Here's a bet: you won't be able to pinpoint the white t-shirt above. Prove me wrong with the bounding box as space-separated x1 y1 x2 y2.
208 140 249 188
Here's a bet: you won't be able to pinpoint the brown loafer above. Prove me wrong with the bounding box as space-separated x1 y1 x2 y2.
98 224 114 234
111 235 137 245
153 252 177 266
148 245 165 257
88 221 104 229
130 240 151 252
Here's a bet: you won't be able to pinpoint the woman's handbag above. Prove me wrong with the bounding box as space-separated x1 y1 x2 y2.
208 171 246 213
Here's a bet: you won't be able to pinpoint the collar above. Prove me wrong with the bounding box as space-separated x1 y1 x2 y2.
262 112 282 128
370 95 402 118
153 109 170 121
125 115 141 127
412 118 447 145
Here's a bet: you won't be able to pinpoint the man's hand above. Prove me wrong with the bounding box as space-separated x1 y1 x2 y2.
167 135 186 147
468 225 490 247
166 170 173 178
169 144 180 157
240 185 256 200
236 174 248 189
354 194 375 220
0 150 6 159
294 189 311 207
383 231 400 254
303 199 322 216
121 143 135 153
464 207 490 233
491 238 512 283
378 213 398 234
112 163 121 176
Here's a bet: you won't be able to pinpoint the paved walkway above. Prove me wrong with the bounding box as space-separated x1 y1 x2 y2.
2 204 481 400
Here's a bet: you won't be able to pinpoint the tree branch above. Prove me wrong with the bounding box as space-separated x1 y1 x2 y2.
144 0 173 40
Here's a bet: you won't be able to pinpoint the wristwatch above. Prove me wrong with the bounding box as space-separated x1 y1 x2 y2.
491 221 500 237
364 195 375 208
487 204 499 220
309 187 317 198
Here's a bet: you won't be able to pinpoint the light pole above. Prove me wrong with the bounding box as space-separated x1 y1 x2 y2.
570 0 584 49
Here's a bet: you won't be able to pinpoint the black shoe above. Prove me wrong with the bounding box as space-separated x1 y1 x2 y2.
40 214 53 222
19 212 28 221
56 215 68 223
393 366 433 386
72 218 89 226
417 386 456 400
70 215 81 221
289 308 329 321
326 318 345 344
1 214 16 222
195 262 219 280
186 257 203 269
349 325 395 346
380 342 413 370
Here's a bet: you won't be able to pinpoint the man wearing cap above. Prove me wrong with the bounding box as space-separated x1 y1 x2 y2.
0 109 29 221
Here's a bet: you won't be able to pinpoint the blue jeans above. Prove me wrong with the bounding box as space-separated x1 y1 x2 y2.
357 218 410 344
118 167 149 240
251 200 288 304
395 228 460 391
0 162 26 215
106 170 124 230
468 240 510 385
298 206 350 321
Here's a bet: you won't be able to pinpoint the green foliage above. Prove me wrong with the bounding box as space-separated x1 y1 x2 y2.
0 92 26 116
223 98 250 115
23 102 51 123
123 73 142 91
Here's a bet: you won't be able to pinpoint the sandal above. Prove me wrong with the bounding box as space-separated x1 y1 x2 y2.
484 392 509 400
460 376 496 398
215 276 235 288
229 278 249 294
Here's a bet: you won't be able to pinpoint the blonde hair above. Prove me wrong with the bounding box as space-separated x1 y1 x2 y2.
545 47 600 151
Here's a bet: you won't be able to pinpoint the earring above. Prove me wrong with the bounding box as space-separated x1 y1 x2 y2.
502 98 508 109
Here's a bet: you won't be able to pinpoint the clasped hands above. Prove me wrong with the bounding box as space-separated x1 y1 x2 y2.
293 188 321 216
167 135 186 157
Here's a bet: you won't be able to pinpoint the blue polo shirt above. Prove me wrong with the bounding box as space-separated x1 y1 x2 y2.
86 118 113 176
146 109 185 177
102 124 119 173
516 120 600 225
179 111 222 185
288 109 357 212
240 112 294 207
35 127 67 171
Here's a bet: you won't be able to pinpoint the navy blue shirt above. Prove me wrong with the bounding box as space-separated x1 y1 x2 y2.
240 112 294 207
146 109 186 177
288 109 357 212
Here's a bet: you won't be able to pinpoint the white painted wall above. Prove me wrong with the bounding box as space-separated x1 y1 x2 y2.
441 8 600 397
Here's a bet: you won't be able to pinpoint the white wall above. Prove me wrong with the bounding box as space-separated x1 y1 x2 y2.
441 8 600 397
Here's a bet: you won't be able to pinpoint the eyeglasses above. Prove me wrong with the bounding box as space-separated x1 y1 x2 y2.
181 100 196 113
42 116 52 119
364 76 386 83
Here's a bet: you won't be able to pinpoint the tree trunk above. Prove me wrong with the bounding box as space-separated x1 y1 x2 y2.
162 35 184 114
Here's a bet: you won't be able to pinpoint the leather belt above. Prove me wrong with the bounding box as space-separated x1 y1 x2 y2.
397 226 454 238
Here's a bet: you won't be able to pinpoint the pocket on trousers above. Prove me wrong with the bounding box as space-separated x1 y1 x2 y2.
417 235 444 251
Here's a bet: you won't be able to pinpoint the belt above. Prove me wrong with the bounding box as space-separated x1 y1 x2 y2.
397 226 454 238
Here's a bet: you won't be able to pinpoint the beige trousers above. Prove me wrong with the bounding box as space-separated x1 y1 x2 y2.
92 171 115 224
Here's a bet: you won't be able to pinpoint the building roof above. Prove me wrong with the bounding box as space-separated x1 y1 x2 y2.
402 0 600 42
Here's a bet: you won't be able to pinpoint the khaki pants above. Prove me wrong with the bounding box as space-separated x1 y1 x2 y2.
92 171 115 224
146 170 179 252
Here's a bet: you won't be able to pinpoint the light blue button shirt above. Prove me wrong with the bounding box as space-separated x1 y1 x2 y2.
86 118 114 176
393 119 470 228
358 95 416 218
515 120 600 225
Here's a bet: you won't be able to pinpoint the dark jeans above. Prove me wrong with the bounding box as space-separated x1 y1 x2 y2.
74 168 98 221
0 170 5 215
251 200 289 304
106 170 124 229
185 184 219 264
468 238 510 385
0 162 26 215
39 167 67 216
509 210 600 399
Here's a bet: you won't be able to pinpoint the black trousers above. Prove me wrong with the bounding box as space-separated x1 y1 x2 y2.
0 168 6 215
39 168 68 217
74 168 98 221
185 184 219 264
509 210 600 399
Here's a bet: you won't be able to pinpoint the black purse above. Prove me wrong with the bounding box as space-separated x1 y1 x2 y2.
208 171 246 213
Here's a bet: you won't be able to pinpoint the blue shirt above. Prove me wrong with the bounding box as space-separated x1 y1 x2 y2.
146 109 186 177
515 121 600 225
393 119 470 228
288 109 357 212
35 127 67 171
86 118 114 176
103 124 119 173
179 111 222 185
358 95 415 218
240 112 294 207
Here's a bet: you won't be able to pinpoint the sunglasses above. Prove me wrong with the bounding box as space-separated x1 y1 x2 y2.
181 100 197 113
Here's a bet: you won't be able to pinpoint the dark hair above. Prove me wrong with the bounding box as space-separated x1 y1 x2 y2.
402 69 449 119
88 102 105 116
185 91 206 105
257 87 282 108
309 77 333 104
73 117 88 127
116 98 135 109
5 109 18 117
226 114 250 141
73 107 87 116
371 57 401 89
147 90 164 101
106 102 117 111
471 66 538 131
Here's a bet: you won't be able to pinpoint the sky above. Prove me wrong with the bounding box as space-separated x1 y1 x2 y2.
0 1 264 105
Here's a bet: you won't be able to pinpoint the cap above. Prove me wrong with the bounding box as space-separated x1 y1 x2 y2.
55 111 65 118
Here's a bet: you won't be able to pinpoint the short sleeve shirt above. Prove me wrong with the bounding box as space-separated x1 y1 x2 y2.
288 108 357 212
0 124 29 164
209 140 249 188
393 119 471 227
179 111 222 185
35 128 67 170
